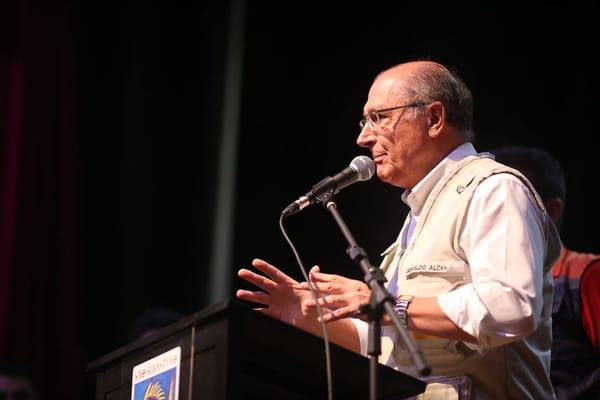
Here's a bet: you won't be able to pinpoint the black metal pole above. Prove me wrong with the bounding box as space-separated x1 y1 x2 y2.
323 199 430 400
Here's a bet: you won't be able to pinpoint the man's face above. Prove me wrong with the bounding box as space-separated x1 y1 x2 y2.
357 73 431 189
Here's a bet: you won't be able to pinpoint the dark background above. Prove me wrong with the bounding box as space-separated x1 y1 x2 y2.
1 1 598 398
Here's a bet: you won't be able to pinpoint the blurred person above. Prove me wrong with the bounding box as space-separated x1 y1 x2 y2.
236 60 561 399
493 145 600 400
128 306 185 342
0 362 37 400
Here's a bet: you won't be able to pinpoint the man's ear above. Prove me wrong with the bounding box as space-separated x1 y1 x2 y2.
544 197 564 225
427 101 445 137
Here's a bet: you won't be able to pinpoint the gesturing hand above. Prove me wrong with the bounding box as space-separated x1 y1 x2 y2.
236 258 318 331
303 265 372 322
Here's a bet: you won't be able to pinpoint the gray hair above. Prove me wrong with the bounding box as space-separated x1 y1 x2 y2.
402 62 475 142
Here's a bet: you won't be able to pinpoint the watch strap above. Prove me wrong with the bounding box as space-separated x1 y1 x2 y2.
394 295 414 328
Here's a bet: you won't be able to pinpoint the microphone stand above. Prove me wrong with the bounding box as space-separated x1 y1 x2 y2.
323 198 430 400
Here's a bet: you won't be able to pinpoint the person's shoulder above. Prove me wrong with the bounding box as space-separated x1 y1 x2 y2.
463 152 530 182
480 169 531 190
558 247 600 278
582 254 600 279
580 255 600 295
483 157 541 199
476 167 545 213
452 153 520 181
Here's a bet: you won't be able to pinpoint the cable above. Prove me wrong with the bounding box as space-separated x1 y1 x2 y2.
279 214 334 400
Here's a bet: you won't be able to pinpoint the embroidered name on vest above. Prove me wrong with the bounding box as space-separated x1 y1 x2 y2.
405 264 449 274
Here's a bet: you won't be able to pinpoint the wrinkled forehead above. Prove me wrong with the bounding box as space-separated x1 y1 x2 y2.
365 73 408 109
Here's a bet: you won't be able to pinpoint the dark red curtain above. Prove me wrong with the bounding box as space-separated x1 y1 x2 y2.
0 0 81 398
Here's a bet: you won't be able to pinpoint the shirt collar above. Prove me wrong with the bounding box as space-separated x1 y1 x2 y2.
401 142 477 215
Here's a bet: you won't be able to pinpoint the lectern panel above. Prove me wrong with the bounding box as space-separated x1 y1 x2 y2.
87 298 426 400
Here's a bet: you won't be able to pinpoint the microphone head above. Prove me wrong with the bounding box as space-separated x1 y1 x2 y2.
350 155 376 181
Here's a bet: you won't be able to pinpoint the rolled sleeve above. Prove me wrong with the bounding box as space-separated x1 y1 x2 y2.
438 174 547 348
351 317 369 356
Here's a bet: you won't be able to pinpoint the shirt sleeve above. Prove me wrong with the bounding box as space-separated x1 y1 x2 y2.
438 173 549 348
350 317 399 367
351 317 369 355
580 259 600 352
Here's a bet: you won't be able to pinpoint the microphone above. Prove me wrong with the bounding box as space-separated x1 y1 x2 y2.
282 155 376 217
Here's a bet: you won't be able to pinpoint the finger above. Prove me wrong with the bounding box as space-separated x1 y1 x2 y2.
299 281 324 296
326 306 356 321
310 266 343 285
308 294 352 314
298 281 310 289
308 265 320 277
252 258 299 285
318 308 337 323
303 279 328 297
237 269 277 292
308 268 334 291
307 279 336 294
304 294 330 308
309 269 341 284
320 293 337 308
236 289 270 306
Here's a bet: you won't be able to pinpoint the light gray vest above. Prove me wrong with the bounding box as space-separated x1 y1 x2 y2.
379 154 561 399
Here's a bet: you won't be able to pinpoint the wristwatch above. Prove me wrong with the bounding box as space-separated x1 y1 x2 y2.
394 295 415 328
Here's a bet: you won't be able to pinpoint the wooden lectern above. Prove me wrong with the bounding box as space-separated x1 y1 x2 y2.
87 298 426 399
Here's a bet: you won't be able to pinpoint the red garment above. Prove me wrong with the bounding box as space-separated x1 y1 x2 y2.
553 247 600 353
580 259 600 352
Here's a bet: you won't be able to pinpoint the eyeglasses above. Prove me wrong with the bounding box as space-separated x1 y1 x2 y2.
359 102 428 130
